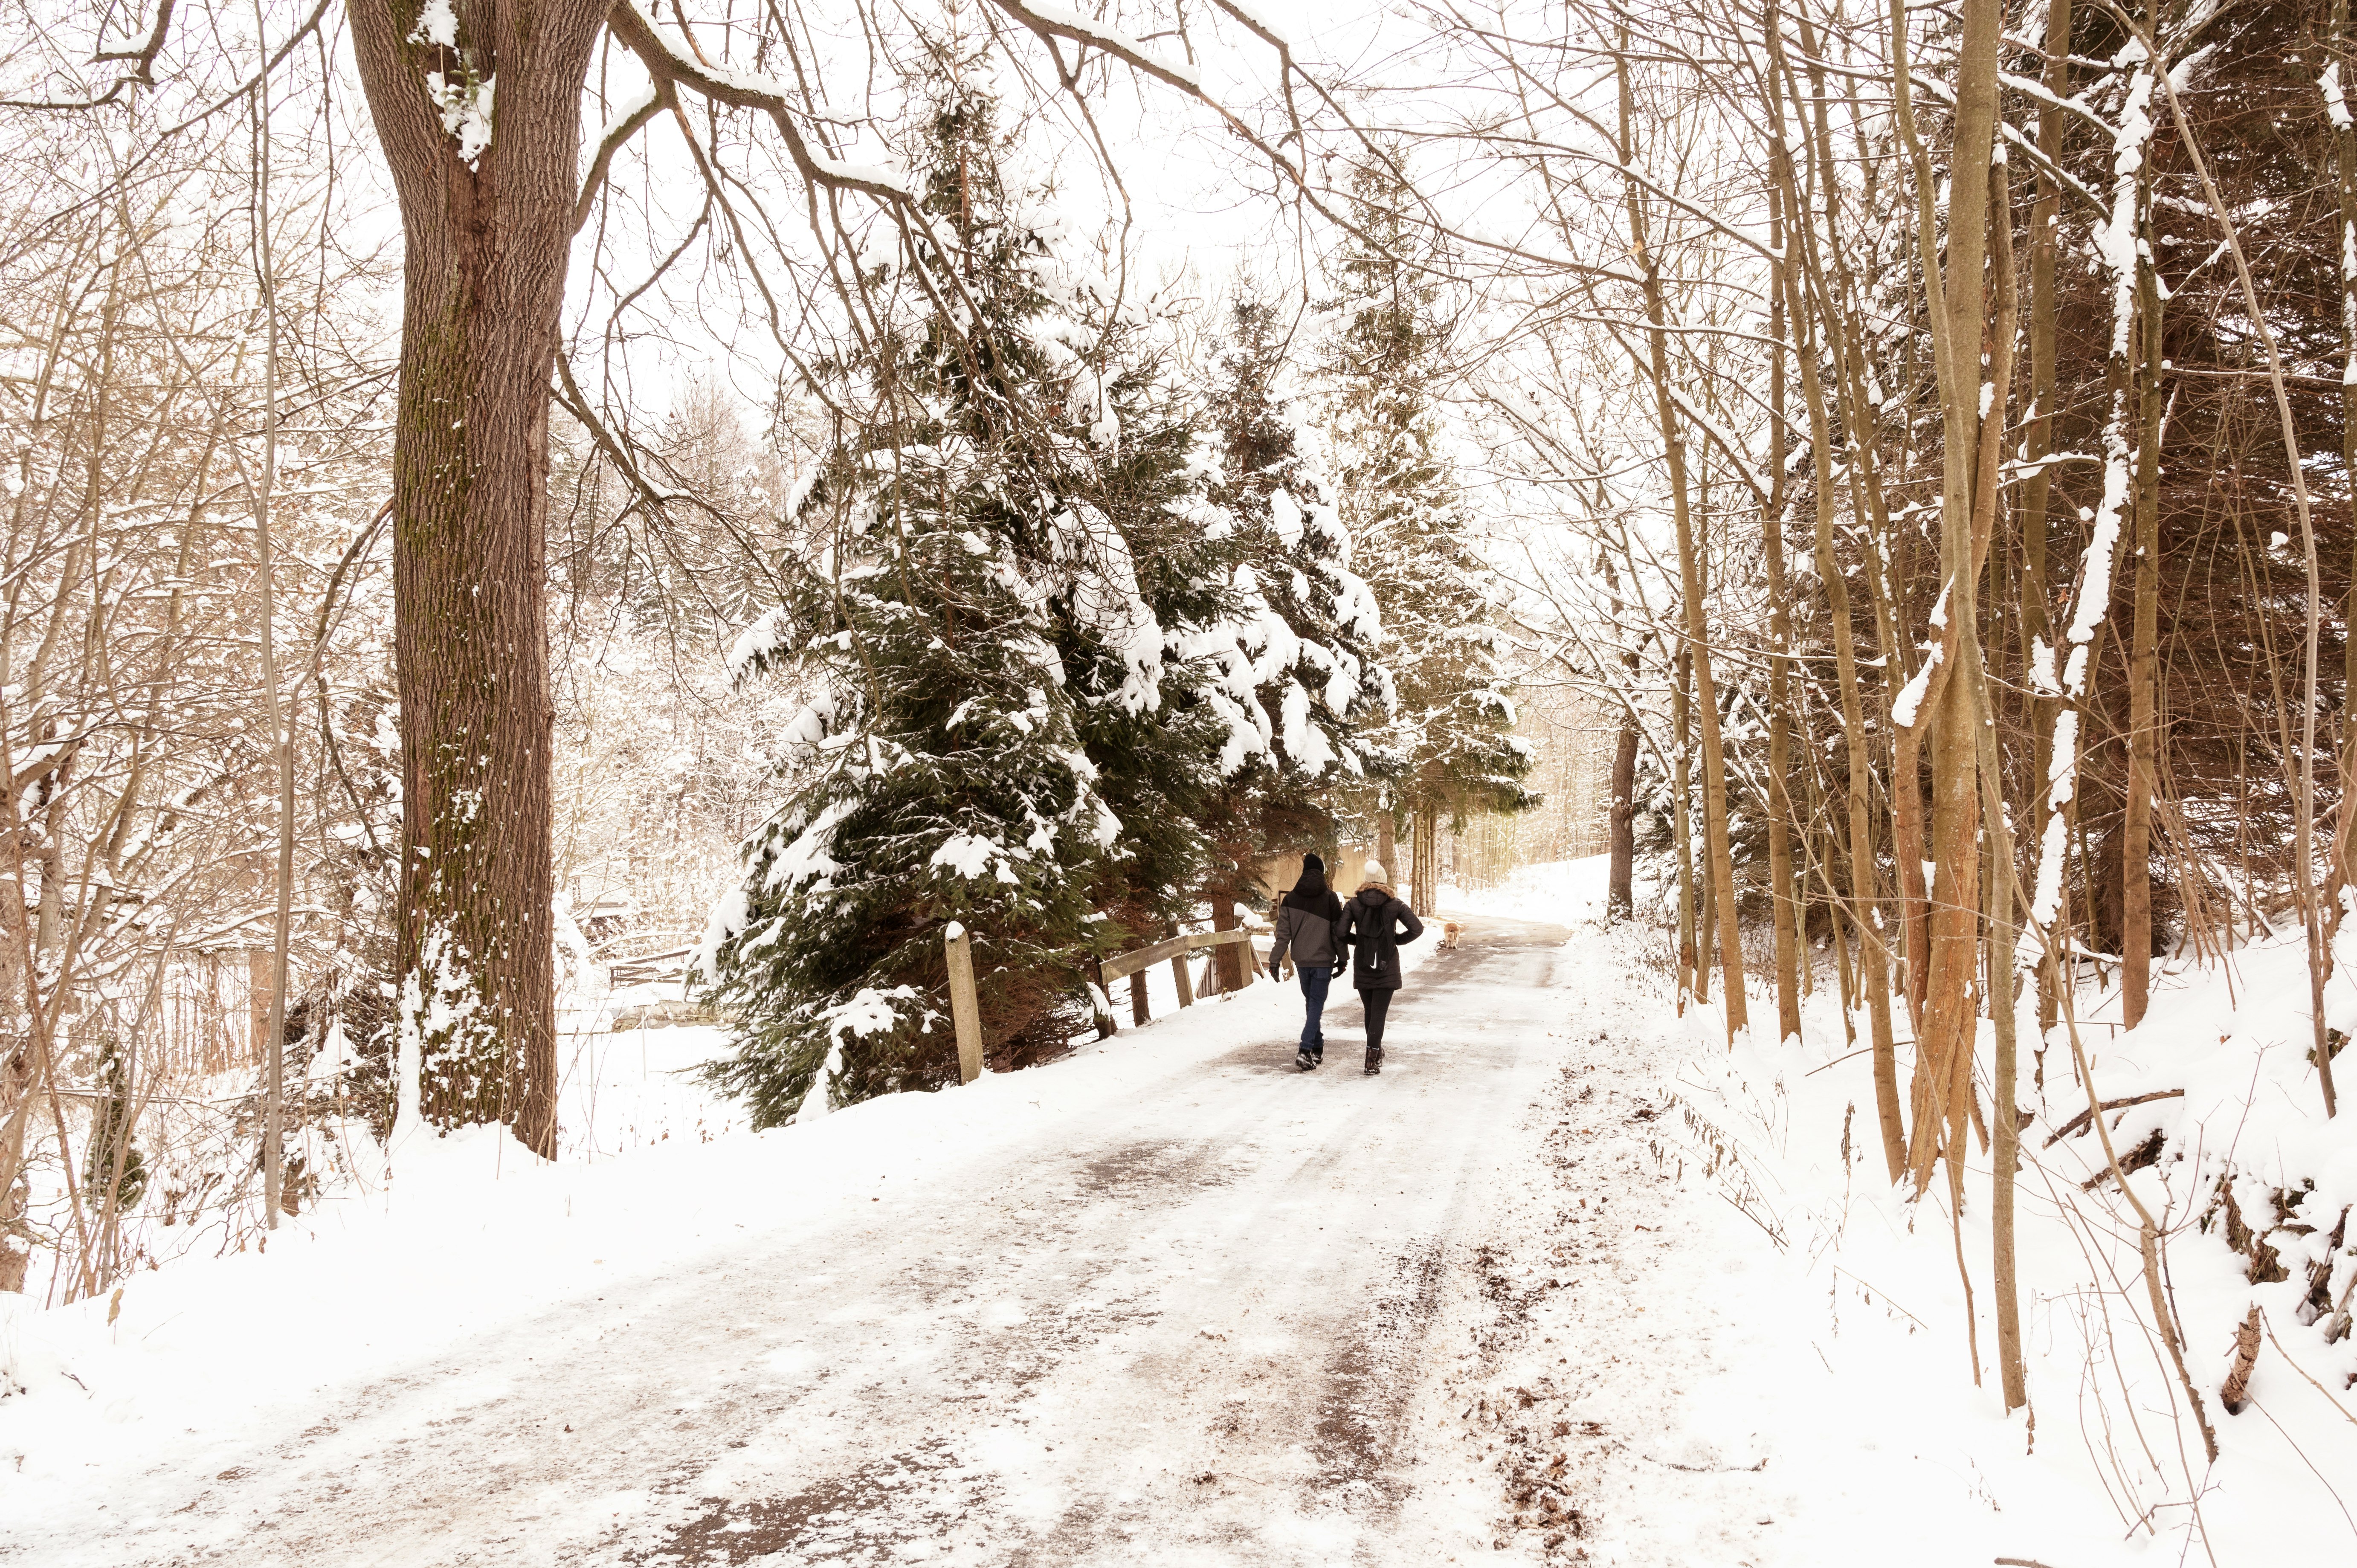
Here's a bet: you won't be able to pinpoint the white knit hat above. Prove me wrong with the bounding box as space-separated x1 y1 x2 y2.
1361 860 1388 884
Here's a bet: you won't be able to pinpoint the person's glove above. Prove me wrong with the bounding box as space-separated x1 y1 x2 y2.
1268 960 1282 981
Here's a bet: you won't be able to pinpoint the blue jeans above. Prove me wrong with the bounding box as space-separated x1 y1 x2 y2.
1297 964 1332 1056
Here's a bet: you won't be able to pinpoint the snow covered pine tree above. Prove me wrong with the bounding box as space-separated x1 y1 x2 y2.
692 63 1254 1124
1194 293 1393 985
1324 157 1536 912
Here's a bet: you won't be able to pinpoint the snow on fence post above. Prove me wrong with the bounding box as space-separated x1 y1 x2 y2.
944 923 984 1085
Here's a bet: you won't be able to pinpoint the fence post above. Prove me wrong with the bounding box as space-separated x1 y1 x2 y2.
944 923 983 1084
1090 961 1115 1040
1170 949 1195 1009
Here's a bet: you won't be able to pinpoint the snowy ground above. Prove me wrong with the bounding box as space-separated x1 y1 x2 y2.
4 861 2348 1564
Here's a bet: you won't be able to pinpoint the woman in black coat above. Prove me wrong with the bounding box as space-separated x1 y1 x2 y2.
1337 861 1423 1075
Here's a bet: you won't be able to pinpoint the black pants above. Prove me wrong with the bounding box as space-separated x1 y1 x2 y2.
1359 986 1394 1061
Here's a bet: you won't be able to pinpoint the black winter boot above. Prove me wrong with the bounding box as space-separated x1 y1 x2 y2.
1363 1051 1382 1076
1296 1049 1316 1072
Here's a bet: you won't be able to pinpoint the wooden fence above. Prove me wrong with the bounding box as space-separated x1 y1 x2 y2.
939 924 1267 1084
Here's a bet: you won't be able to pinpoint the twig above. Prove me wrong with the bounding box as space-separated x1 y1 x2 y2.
2260 1310 2357 1430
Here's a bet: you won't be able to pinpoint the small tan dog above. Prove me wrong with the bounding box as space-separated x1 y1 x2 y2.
1440 920 1463 950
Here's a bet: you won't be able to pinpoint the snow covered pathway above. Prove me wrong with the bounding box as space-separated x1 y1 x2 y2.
8 916 1574 1565
11 906 1993 1567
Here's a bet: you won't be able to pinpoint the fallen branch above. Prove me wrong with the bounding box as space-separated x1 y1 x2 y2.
2042 1088 2183 1148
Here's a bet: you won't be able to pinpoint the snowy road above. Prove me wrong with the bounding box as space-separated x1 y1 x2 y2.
33 915 1578 1567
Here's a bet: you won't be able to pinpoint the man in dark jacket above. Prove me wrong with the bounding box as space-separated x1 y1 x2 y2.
1269 853 1344 1071
1337 861 1423 1075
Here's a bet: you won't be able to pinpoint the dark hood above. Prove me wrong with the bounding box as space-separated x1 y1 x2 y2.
1357 886 1392 907
1285 869 1330 907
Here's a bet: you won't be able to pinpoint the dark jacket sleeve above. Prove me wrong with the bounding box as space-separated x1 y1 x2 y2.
1393 900 1425 945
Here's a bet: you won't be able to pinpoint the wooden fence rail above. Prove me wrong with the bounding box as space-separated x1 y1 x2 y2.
939 925 1270 1081
1097 926 1258 984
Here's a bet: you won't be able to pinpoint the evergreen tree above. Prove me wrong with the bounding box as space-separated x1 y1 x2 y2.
1322 156 1536 910
1193 293 1393 975
693 64 1239 1124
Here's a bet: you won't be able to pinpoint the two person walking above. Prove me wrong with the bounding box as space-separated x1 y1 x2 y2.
1267 853 1424 1075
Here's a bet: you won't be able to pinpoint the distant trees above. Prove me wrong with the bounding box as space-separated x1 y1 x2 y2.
1323 159 1537 913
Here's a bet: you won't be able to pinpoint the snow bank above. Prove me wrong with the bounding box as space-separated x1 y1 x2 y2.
1678 933 2357 1556
1469 856 2357 1565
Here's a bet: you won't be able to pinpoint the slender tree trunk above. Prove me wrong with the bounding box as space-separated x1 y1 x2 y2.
2332 0 2357 940
1376 807 1396 880
1771 13 1906 1177
1411 793 1440 916
2026 0 2070 1038
1674 643 1697 1010
1697 828 1717 1004
349 1 606 1156
249 55 292 1229
1602 554 1639 924
1608 719 1637 922
1620 46 1748 1039
2122 210 2164 1029
1974 167 2031 1413
1970 628 2029 1411
1891 0 2005 1191
1763 170 1803 1044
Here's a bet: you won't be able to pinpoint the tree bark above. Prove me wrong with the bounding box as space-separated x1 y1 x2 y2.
349 0 607 1156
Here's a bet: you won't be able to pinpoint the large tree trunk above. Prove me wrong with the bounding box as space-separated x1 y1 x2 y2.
349 0 607 1156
